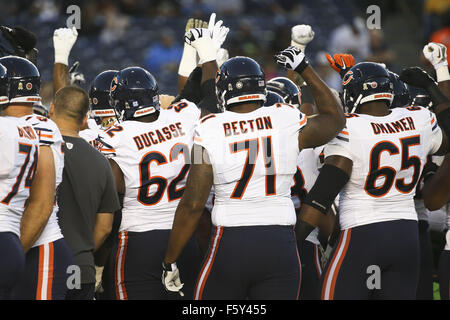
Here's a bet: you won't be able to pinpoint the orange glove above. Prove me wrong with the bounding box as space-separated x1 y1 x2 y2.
325 53 355 77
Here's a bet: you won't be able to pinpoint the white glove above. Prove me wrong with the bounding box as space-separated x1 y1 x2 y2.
208 13 229 53
319 244 333 269
423 42 450 82
53 27 78 66
275 46 308 72
423 42 448 68
162 262 184 297
185 28 216 64
291 24 315 52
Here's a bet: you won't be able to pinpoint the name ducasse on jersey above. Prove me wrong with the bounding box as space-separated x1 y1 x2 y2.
133 122 186 150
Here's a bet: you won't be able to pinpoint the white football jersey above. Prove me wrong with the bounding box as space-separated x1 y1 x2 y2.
98 100 200 232
194 103 307 227
23 115 64 246
324 106 443 230
79 121 103 148
291 147 322 245
0 116 39 236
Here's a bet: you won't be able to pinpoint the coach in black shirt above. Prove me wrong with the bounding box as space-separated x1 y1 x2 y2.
50 86 120 300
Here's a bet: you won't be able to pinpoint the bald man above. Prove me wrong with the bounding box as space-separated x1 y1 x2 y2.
50 86 120 300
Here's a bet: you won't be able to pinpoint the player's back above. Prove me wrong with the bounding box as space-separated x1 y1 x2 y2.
324 106 443 229
194 103 306 227
0 116 39 236
99 100 200 232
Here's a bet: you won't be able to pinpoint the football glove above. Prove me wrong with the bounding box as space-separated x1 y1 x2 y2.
185 17 209 32
325 53 355 77
185 28 216 63
319 244 333 269
399 67 437 90
275 46 309 74
208 13 229 53
162 262 184 297
53 27 78 66
423 42 448 69
291 24 315 52
68 61 85 85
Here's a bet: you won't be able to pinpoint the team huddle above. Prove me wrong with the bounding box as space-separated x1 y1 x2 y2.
0 12 450 300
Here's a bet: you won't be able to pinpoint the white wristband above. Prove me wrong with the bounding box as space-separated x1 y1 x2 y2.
54 51 69 66
436 65 450 82
291 40 306 52
178 43 198 77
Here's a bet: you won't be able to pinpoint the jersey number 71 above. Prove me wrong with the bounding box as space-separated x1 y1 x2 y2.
229 136 276 199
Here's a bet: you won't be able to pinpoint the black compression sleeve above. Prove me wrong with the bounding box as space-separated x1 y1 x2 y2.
304 164 349 214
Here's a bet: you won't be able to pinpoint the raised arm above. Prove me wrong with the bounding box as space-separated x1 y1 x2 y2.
52 27 78 94
275 46 345 150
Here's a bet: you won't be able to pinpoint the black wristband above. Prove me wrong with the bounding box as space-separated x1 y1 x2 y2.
294 58 309 75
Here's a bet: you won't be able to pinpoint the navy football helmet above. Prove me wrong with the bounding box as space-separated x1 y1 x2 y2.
388 71 410 108
266 77 300 106
342 62 393 113
408 85 433 109
0 63 8 105
89 70 118 125
0 55 40 104
215 56 266 110
264 91 285 106
109 67 160 121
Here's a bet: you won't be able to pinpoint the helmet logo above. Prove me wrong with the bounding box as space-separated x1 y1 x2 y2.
26 83 32 90
342 71 353 86
236 81 243 89
18 83 23 90
93 97 98 105
111 77 118 92
258 80 265 87
370 82 378 88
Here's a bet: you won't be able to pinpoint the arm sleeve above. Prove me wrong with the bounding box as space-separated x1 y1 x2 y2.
97 159 121 213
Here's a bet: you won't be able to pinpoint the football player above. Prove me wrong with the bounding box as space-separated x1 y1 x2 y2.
296 61 448 299
0 63 39 299
419 42 450 211
98 66 203 300
162 38 345 299
0 56 74 300
79 70 119 147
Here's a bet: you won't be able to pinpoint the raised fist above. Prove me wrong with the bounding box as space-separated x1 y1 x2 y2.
291 25 315 50
53 27 78 65
423 42 448 68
